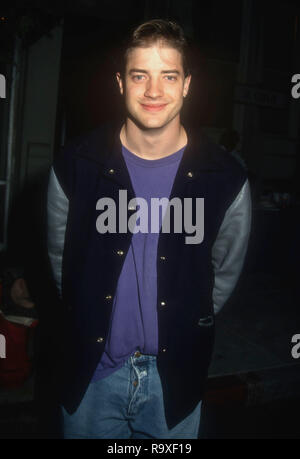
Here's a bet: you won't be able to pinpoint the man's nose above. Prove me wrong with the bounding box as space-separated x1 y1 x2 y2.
144 78 163 98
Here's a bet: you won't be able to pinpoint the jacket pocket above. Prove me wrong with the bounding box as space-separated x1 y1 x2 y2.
198 315 214 327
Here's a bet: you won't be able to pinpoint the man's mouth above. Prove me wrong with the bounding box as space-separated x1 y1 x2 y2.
140 103 167 112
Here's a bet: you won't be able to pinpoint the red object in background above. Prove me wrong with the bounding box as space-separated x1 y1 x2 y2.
0 313 37 388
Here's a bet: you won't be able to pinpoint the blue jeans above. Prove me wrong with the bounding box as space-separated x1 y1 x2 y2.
61 352 202 439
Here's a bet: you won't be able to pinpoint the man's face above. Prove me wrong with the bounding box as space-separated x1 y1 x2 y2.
116 43 191 130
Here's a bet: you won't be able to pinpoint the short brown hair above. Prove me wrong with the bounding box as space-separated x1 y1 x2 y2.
120 19 191 77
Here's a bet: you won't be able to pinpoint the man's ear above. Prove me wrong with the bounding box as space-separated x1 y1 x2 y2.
183 74 191 98
116 72 124 95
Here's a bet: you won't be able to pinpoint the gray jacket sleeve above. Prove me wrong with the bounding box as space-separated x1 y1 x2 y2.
212 179 252 315
47 166 69 297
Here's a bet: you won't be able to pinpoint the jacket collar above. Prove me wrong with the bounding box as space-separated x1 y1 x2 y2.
74 121 225 189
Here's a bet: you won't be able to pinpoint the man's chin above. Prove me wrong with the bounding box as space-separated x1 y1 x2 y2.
128 113 171 131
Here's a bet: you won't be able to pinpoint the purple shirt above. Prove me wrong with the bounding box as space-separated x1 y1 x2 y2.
91 144 185 381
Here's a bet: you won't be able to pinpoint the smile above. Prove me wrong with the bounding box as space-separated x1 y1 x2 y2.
140 104 167 112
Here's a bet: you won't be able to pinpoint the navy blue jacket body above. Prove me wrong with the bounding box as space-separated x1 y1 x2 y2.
49 122 248 429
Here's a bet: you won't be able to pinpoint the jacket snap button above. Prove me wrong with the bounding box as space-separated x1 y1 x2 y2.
108 168 115 174
105 294 112 300
187 171 193 178
134 351 141 357
160 256 166 261
116 250 124 256
96 337 104 343
160 301 166 306
162 348 167 352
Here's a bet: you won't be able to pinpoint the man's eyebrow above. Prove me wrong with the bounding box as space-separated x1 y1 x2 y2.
128 68 181 75
129 69 148 74
161 70 180 75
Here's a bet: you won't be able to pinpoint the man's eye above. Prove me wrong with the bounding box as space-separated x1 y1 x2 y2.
133 75 145 81
165 76 177 81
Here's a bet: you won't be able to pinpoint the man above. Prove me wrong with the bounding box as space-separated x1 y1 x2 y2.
47 19 251 439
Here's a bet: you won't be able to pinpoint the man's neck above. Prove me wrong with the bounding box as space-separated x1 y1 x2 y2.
120 118 187 160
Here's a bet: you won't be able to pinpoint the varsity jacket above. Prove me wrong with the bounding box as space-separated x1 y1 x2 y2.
47 122 251 429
